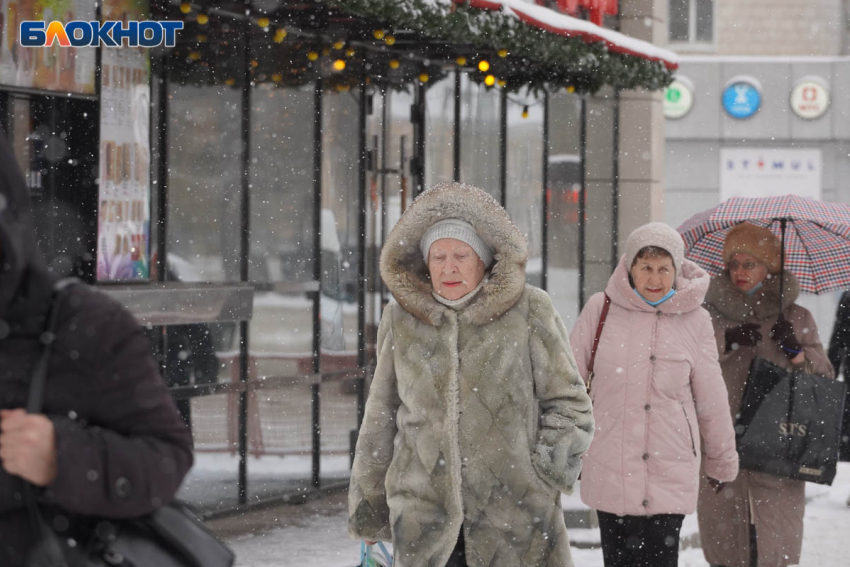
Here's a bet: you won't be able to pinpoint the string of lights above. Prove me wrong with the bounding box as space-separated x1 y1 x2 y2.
165 0 673 98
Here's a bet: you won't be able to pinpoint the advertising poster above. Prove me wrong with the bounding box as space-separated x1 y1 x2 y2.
96 0 151 280
0 0 96 93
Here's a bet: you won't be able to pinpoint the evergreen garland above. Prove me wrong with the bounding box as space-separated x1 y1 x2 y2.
322 0 674 94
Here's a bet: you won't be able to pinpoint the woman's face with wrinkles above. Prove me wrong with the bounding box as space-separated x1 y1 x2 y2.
428 238 486 301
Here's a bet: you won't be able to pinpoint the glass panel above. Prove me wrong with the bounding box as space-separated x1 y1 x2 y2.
696 0 714 42
376 89 415 311
320 380 358 484
385 89 414 230
176 392 241 513
247 382 313 501
167 79 243 282
321 87 361 370
9 96 99 281
425 75 456 188
546 92 582 327
459 73 501 200
250 83 316 284
363 89 385 363
247 82 318 393
669 0 690 42
148 319 237 429
506 95 544 287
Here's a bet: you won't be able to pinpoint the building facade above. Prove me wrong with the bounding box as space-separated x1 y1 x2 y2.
664 0 850 335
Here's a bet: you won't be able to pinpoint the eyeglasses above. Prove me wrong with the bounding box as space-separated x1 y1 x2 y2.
727 260 760 271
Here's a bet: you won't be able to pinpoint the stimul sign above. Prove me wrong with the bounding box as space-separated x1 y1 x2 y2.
19 20 183 48
790 79 829 120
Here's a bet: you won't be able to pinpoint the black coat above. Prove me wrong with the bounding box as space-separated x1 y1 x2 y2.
0 133 193 564
827 291 850 460
828 291 850 376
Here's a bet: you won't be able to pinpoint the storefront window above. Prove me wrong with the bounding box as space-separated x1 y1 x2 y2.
546 92 582 325
506 95 545 287
460 74 501 199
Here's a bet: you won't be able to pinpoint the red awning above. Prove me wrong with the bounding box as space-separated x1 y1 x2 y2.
463 0 678 70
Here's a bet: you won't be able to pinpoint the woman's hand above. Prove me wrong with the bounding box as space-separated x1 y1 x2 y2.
725 323 762 352
707 477 726 493
770 319 803 359
0 409 57 486
365 540 378 546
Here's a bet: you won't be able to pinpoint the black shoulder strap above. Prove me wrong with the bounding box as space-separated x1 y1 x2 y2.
588 293 611 376
23 278 78 559
27 278 78 413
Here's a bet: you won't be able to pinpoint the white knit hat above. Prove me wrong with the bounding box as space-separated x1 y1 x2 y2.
420 219 494 267
624 222 685 274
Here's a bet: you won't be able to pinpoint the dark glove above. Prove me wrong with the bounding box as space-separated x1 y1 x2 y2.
707 477 726 494
770 319 803 358
725 323 762 352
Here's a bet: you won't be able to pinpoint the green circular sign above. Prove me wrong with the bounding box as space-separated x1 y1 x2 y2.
664 79 693 119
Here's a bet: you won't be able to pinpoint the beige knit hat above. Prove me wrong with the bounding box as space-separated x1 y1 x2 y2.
420 219 494 267
624 222 685 274
723 222 782 274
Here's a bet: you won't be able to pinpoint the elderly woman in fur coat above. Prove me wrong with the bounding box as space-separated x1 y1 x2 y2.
348 183 594 567
697 222 834 567
570 222 738 567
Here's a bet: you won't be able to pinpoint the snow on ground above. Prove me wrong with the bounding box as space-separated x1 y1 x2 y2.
220 463 850 566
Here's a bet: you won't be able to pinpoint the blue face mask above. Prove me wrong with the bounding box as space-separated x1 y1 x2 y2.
635 287 677 307
745 281 764 296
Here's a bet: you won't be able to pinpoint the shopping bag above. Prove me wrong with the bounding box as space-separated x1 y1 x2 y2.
735 357 847 485
359 541 393 567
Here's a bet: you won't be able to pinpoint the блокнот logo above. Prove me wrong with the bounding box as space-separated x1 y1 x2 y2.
19 21 183 48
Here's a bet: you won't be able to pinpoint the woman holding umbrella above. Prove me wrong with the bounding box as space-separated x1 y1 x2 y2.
697 222 834 567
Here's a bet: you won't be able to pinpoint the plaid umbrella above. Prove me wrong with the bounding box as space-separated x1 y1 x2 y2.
677 195 850 295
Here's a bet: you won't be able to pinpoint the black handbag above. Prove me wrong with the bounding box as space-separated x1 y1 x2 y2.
24 282 235 567
735 356 847 485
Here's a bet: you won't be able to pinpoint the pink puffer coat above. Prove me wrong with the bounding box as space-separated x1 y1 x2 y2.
570 257 738 516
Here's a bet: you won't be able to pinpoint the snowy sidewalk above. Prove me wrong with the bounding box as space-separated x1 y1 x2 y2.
212 463 850 566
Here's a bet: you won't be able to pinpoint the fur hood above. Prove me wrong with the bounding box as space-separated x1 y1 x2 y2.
705 270 800 322
379 182 528 327
606 255 710 315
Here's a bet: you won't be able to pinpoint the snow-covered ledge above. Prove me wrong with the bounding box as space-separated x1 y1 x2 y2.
464 0 678 69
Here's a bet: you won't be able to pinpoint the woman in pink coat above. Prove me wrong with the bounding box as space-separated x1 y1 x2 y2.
570 222 739 567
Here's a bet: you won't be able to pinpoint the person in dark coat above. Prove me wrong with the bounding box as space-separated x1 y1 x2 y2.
0 132 194 564
827 290 850 462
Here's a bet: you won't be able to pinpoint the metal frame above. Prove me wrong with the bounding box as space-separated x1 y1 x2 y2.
453 70 462 182
237 19 253 504
611 89 620 267
311 80 324 487
413 82 426 198
499 89 508 208
357 77 368 370
541 92 550 291
578 96 588 307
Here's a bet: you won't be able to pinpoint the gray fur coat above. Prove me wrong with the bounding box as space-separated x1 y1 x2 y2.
348 183 594 567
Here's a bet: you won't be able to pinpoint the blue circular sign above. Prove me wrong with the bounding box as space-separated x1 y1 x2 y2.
723 81 761 119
